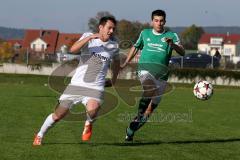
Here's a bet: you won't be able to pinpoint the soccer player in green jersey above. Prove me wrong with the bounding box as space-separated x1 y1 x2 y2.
121 9 185 141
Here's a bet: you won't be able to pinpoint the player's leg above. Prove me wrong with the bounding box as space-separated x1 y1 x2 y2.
33 100 72 146
38 101 71 136
82 98 101 141
125 79 167 141
130 81 167 134
139 80 167 126
136 96 161 128
125 78 156 141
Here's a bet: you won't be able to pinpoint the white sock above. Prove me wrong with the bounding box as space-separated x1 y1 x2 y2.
85 120 91 126
86 113 94 125
82 120 91 135
37 113 55 138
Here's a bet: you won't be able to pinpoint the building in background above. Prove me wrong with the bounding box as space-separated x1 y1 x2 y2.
7 29 81 62
198 33 240 63
56 33 81 62
6 39 23 51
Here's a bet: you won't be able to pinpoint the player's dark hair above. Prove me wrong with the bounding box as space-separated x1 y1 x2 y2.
99 16 117 26
151 10 166 20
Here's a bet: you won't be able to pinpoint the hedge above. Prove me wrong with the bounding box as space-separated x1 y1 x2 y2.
169 68 240 81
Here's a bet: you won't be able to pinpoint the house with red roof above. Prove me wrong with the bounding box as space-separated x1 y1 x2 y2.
22 29 59 59
56 33 81 54
6 39 23 50
6 29 82 61
55 33 81 62
198 33 240 63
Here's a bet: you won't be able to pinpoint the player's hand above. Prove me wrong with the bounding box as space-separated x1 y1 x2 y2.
165 38 173 45
104 79 113 87
120 62 127 70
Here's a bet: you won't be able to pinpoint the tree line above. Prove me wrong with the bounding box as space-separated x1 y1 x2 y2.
0 11 205 62
88 11 204 50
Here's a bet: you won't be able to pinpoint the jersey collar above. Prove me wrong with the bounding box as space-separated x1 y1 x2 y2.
98 38 109 45
152 29 166 35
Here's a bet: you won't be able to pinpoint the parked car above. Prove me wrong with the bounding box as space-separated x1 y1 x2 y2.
169 53 220 68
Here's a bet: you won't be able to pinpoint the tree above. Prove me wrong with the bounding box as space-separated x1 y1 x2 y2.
0 42 14 61
88 11 115 32
0 38 3 44
116 20 150 49
181 24 204 50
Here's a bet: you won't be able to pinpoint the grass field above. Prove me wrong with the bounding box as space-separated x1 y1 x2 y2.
0 74 240 160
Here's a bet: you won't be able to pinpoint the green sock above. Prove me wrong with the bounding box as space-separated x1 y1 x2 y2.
128 102 158 134
138 98 151 114
128 115 148 134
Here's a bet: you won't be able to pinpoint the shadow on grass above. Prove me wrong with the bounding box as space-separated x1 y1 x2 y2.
112 138 240 146
17 95 56 98
43 138 240 146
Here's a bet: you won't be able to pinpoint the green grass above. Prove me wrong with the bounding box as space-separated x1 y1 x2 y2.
0 74 240 160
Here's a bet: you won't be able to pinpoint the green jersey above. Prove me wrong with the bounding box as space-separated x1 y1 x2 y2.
134 29 181 80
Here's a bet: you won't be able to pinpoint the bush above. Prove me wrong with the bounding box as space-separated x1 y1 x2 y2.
225 62 235 69
169 68 240 81
236 61 240 69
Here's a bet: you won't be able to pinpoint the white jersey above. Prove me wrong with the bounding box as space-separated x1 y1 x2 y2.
70 32 119 91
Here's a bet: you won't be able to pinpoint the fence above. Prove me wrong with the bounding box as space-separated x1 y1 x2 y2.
169 54 240 70
0 63 60 75
0 63 239 86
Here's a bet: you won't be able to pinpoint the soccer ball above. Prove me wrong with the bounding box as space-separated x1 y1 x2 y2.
193 80 213 100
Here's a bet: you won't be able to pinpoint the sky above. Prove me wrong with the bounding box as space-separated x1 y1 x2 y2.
0 0 239 33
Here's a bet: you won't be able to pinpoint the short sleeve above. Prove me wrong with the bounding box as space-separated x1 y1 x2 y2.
77 32 93 52
78 32 93 41
134 31 144 50
172 32 181 45
112 48 120 61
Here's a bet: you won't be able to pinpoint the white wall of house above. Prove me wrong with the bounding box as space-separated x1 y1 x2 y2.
198 35 240 62
232 56 240 64
198 44 222 55
223 44 235 56
60 45 68 54
198 43 238 59
198 44 209 53
30 38 47 52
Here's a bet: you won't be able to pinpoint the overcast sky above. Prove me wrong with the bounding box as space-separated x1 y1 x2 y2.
0 0 239 33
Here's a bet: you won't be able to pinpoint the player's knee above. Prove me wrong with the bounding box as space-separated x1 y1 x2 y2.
86 100 100 117
53 111 67 121
52 113 61 121
142 84 158 98
152 96 161 105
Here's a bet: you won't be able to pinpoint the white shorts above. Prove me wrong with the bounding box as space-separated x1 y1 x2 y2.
138 70 167 104
58 84 104 109
59 94 103 109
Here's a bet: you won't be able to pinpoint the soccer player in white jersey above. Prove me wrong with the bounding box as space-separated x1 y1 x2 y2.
33 16 120 145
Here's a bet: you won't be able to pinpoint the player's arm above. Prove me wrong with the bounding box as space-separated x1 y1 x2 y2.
105 56 120 87
121 31 143 69
120 46 139 69
111 58 120 85
70 33 100 54
171 42 185 56
165 38 185 56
